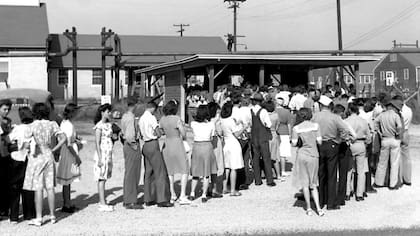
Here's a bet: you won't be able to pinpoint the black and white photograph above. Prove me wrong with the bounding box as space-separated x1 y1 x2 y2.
0 0 419 235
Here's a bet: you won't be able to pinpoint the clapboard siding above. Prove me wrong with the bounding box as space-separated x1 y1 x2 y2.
164 71 181 102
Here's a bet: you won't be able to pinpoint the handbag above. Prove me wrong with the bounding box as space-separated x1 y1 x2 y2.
71 163 81 176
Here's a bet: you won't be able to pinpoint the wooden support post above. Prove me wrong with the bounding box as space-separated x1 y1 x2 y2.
307 69 313 86
354 64 360 97
180 69 186 122
139 73 146 99
259 65 265 86
208 65 215 99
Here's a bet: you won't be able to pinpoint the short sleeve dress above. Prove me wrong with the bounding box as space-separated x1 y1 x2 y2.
23 120 62 191
56 119 81 185
93 121 114 181
159 115 188 175
268 112 280 161
291 121 321 190
220 117 244 170
190 121 217 177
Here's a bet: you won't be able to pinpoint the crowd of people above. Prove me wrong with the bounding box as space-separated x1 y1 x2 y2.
0 80 413 226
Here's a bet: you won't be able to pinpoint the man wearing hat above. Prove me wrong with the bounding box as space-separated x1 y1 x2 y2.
250 93 276 187
120 97 143 210
373 99 403 190
312 95 352 210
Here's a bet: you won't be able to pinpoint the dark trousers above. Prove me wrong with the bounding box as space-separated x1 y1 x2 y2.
142 140 170 204
319 140 339 208
251 140 273 185
336 143 351 205
9 159 35 221
123 143 142 205
365 143 374 191
0 157 10 216
237 139 253 187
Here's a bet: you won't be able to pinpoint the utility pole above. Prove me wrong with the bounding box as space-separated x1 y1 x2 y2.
173 24 190 37
336 0 344 88
224 0 246 52
64 27 78 105
101 27 114 96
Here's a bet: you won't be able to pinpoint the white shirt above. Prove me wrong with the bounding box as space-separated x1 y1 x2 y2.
401 104 413 130
251 104 272 128
359 109 374 132
191 121 215 142
139 110 159 141
288 93 306 111
276 91 291 106
8 124 34 162
239 106 252 132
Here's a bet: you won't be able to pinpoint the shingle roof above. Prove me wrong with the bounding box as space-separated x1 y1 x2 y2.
49 34 228 68
0 3 49 48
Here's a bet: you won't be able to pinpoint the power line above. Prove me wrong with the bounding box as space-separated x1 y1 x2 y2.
173 24 190 37
345 1 420 48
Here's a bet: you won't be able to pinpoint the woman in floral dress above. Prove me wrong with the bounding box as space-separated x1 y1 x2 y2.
93 104 114 212
23 103 67 226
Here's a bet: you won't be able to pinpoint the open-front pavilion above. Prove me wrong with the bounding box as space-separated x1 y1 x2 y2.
135 53 381 120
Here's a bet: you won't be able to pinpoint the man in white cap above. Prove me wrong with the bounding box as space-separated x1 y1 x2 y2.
312 95 352 210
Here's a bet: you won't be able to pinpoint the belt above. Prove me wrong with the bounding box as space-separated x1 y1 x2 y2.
194 140 211 143
144 139 158 143
356 138 366 141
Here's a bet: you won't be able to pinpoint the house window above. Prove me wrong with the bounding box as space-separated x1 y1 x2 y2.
58 69 68 85
404 68 409 80
390 54 397 62
364 76 371 84
380 71 385 80
92 69 102 85
125 70 129 85
359 76 363 84
0 62 8 85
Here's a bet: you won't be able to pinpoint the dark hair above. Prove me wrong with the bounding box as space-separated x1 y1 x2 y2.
94 103 112 124
207 102 220 119
32 103 50 120
364 99 375 112
341 94 349 100
63 103 79 120
146 101 157 109
333 104 346 115
348 103 359 115
294 108 312 126
127 96 137 107
263 100 275 112
162 100 178 116
194 105 209 123
18 107 33 124
0 99 12 108
220 102 233 119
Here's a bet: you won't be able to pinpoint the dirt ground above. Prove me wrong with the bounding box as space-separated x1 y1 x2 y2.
0 122 419 236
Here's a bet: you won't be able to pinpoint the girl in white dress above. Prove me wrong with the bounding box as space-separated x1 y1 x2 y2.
220 102 245 196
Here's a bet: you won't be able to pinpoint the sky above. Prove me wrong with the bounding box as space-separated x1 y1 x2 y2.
43 0 420 51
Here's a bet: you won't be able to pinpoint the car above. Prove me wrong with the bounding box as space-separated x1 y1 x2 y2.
0 88 61 124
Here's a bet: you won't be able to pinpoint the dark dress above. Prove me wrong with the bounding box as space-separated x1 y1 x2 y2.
159 115 188 175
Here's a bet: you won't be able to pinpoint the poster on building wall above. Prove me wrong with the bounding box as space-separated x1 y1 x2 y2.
385 71 394 86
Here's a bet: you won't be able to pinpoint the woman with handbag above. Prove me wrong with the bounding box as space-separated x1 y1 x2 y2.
56 103 82 213
159 100 191 205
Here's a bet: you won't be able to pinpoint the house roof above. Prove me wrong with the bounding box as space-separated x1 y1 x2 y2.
0 3 49 49
135 54 382 75
359 60 382 73
399 53 420 66
49 34 228 68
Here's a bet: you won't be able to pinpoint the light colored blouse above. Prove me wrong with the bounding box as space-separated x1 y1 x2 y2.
191 121 215 142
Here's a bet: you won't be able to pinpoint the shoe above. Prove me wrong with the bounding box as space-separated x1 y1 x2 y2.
306 209 314 216
230 191 242 197
201 197 208 203
372 183 384 188
239 184 249 190
389 185 399 190
267 182 276 187
403 181 412 186
280 177 286 182
178 197 192 205
255 182 263 186
211 193 223 198
28 218 43 227
61 206 76 213
98 204 114 212
124 203 143 210
145 201 157 207
317 210 325 217
49 215 57 224
187 196 195 201
157 202 174 208
366 188 377 194
339 201 345 206
9 220 18 225
345 195 351 201
327 205 340 210
170 197 178 204
363 192 368 198
355 196 364 201
222 190 231 194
